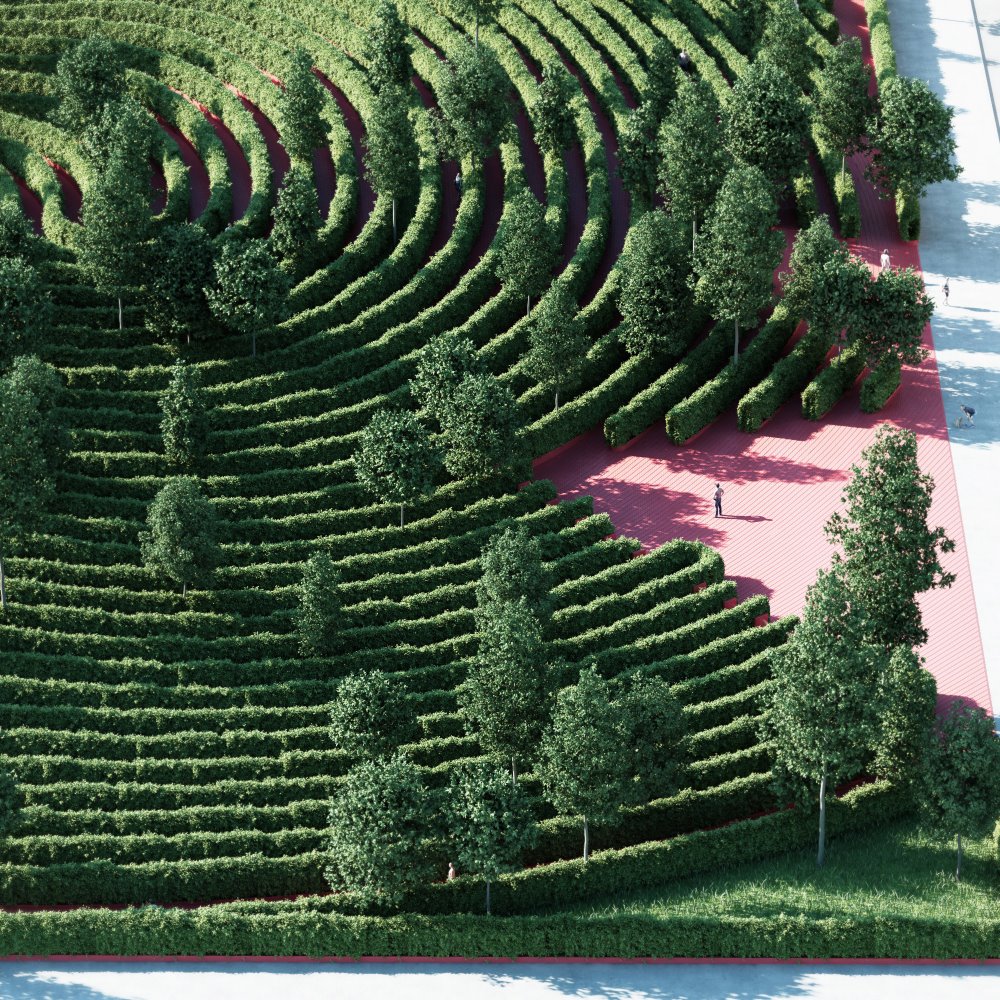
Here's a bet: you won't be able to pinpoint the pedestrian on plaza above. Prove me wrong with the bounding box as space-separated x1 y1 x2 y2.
880 248 891 270
960 404 975 427
713 482 724 518
943 278 950 305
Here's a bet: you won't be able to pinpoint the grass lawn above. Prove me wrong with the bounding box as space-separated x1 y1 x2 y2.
573 818 998 923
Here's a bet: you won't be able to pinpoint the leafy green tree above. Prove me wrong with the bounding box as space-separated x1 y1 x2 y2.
139 476 221 597
449 0 502 49
873 646 937 783
364 1 413 93
618 103 661 204
475 523 550 628
325 753 435 908
0 257 50 368
758 0 815 93
825 425 955 651
146 224 215 343
206 238 291 357
533 63 576 155
280 48 330 162
354 409 441 527
51 36 125 130
644 38 679 125
815 36 872 187
440 372 522 479
270 164 322 266
763 565 883 866
459 597 558 782
867 75 960 202
658 75 727 254
692 164 784 364
159 360 208 471
364 86 419 243
921 704 1000 881
410 334 484 428
527 283 588 409
811 250 870 353
442 760 538 914
329 668 421 759
79 96 157 171
0 767 22 836
780 215 845 322
433 43 512 166
7 355 67 470
856 266 933 370
619 210 693 358
295 551 342 657
539 666 633 860
726 60 810 188
495 188 555 315
0 198 43 264
741 0 770 52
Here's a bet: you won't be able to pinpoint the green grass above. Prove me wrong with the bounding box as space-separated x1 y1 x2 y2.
574 819 998 922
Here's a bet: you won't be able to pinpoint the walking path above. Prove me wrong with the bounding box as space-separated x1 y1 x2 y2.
888 0 1000 720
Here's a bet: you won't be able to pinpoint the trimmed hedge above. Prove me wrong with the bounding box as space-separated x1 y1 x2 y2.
800 342 866 420
859 358 901 413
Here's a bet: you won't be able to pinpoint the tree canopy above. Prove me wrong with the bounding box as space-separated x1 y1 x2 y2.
146 224 214 343
533 63 576 155
856 266 933 370
159 360 208 471
0 256 50 368
280 48 330 161
758 0 815 93
475 522 551 627
617 103 661 204
295 551 343 658
527 282 588 409
409 334 484 428
494 188 555 314
439 372 522 479
52 36 126 129
329 668 420 760
270 165 322 267
364 85 419 242
364 1 413 93
815 36 872 184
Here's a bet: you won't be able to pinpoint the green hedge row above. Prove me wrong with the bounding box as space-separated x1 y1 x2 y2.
859 358 901 413
800 341 866 420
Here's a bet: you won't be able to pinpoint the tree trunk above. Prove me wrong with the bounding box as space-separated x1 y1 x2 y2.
400 503 405 528
526 295 531 317
511 757 517 785
475 15 479 50
956 833 963 881
692 215 697 257
0 554 7 610
118 297 123 331
554 389 559 410
583 817 590 862
485 879 492 916
840 153 846 190
392 197 398 244
182 581 187 599
732 317 740 365
817 771 827 867
251 329 257 358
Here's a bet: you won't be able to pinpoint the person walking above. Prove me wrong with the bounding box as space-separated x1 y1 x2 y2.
959 404 975 427
713 482 724 518
879 248 891 270
447 861 457 881
943 278 950 305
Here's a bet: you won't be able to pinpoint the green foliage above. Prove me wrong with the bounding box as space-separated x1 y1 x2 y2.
279 48 330 161
758 0 815 93
815 37 872 173
410 334 484 429
533 63 576 155
873 647 937 783
159 361 208 471
780 214 843 323
363 85 419 241
527 283 588 408
643 38 679 124
0 766 22 835
617 103 660 204
0 198 43 264
51 36 125 130
79 96 157 170
329 669 420 760
364 1 413 94
270 165 322 266
856 265 932 369
800 341 865 420
439 372 522 479
475 522 551 626
139 477 221 595
859 357 901 413
294 551 343 658
811 250 870 346
448 0 502 46
0 256 49 368
495 188 555 312
864 0 897 89
825 425 955 650
145 224 214 342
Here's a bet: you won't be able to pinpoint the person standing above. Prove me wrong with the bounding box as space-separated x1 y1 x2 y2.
960 405 975 427
713 482 724 518
943 278 950 305
879 248 891 270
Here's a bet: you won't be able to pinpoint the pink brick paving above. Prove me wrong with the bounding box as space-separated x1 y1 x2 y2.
535 0 992 714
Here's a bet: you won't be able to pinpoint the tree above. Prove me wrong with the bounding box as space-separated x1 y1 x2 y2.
533 63 576 155
270 164 322 265
449 0 502 50
295 551 343 657
51 36 125 130
725 61 811 188
409 334 484 428
921 704 1000 881
815 36 872 187
692 164 784 364
146 224 215 343
354 409 441 527
0 257 50 368
538 666 632 860
824 425 955 651
644 38 679 125
325 753 435 908
658 75 727 254
617 103 660 205
619 210 693 358
855 266 933 370
206 238 291 357
780 215 846 322
459 597 558 782
364 1 413 94
475 522 550 628
873 646 937 783
527 283 588 409
79 95 157 172
810 250 870 353
159 360 208 471
763 566 884 866
433 42 512 167
329 668 420 759
139 476 221 597
364 86 419 243
758 0 815 94
280 48 330 162
0 199 43 264
442 760 538 914
7 355 67 471
741 0 770 52
494 188 555 315
867 75 960 202
0 767 22 836
439 372 522 479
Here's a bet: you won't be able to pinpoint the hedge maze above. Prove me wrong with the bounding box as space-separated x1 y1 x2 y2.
0 0 930 922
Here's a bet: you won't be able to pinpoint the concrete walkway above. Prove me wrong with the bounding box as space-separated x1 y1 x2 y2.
888 0 1000 719
1 961 999 999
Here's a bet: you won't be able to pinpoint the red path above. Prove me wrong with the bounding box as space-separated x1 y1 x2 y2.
536 0 991 713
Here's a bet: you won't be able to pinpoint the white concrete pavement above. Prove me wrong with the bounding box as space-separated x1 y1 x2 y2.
888 0 1000 719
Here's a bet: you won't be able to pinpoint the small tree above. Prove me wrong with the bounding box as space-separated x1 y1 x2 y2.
867 75 960 202
644 38 679 125
443 760 538 914
270 164 322 266
364 1 413 94
449 0 502 50
295 551 343 657
354 409 441 527
538 666 632 860
856 266 933 370
725 61 810 189
815 36 872 187
809 249 871 353
410 334 484 428
527 283 588 409
825 426 955 651
758 0 815 93
325 753 435 908
922 704 1000 881
617 102 660 205
533 63 576 155
51 36 125 130
763 566 883 866
159 360 208 471
0 767 22 836
79 96 157 172
440 372 522 479
146 224 215 343
494 188 555 315
0 199 43 264
7 355 67 470
692 164 784 364
206 238 291 357
619 210 693 358
475 523 550 628
0 257 50 368
873 646 937 783
280 48 330 162
364 86 419 243
139 476 221 597
329 668 420 759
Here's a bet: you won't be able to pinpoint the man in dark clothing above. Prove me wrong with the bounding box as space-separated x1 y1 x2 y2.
713 483 724 517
